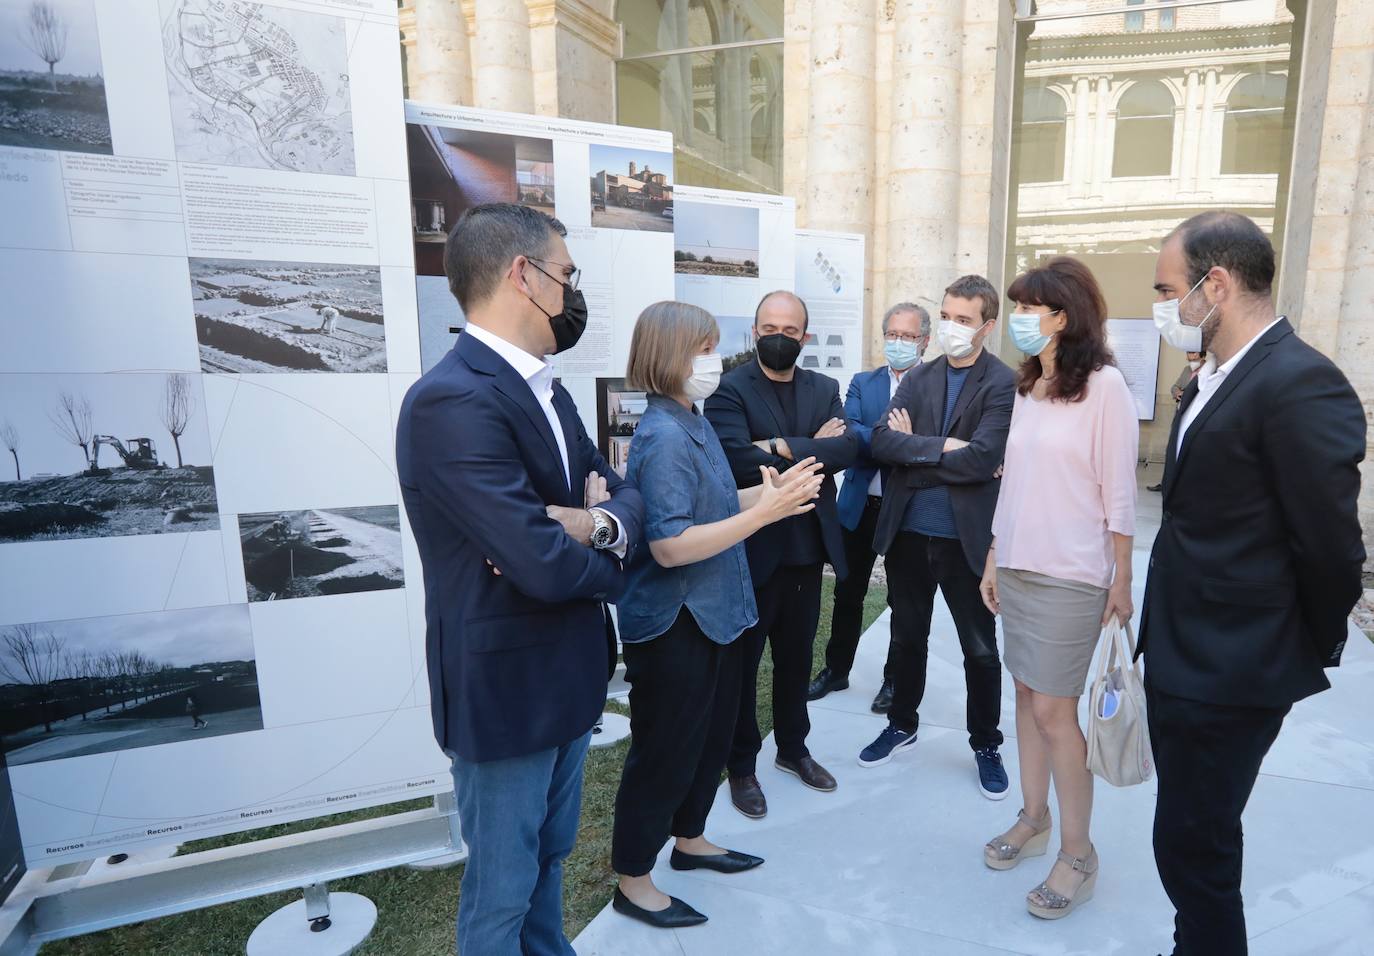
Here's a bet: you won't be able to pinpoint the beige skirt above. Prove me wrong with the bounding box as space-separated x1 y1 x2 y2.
999 568 1108 699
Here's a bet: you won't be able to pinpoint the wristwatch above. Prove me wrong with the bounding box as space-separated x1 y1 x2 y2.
769 437 779 457
589 508 615 549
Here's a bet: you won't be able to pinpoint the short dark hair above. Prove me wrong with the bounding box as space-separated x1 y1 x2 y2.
944 275 1000 325
1006 256 1114 403
1169 211 1275 296
754 290 809 331
444 203 567 311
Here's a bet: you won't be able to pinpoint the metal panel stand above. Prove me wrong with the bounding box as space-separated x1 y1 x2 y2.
406 791 466 871
246 882 377 956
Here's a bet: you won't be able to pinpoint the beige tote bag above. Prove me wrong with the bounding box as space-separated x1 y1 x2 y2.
1086 618 1154 787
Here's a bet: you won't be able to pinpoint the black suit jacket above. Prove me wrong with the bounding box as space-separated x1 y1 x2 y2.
870 349 1016 575
396 332 644 762
1139 318 1366 707
704 361 860 586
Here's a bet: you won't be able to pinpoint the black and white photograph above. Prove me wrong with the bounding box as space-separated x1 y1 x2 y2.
0 604 263 767
417 274 463 374
0 751 21 906
674 201 759 277
717 314 756 373
190 258 387 374
590 144 674 232
237 505 405 602
595 379 647 477
407 124 557 276
161 0 354 174
0 373 219 544
0 0 112 154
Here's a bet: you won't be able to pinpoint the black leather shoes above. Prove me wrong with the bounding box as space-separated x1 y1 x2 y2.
807 667 849 701
612 887 708 928
669 848 764 874
729 774 767 818
775 755 837 792
871 679 894 714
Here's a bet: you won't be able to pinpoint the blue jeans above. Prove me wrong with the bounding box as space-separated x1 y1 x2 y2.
450 730 592 955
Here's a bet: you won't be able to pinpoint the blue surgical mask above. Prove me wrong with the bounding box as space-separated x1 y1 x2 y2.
1009 311 1057 357
884 338 921 370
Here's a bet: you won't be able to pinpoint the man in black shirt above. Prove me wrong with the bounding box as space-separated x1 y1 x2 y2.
705 291 859 818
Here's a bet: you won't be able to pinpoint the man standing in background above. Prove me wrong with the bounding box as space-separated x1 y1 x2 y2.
809 302 931 714
397 203 643 955
706 290 859 819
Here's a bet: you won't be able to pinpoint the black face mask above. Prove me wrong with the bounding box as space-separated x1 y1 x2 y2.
756 332 803 372
526 263 589 354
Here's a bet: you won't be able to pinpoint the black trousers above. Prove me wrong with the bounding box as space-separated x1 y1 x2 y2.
823 497 896 681
886 531 1003 751
612 609 743 876
728 563 823 777
1147 678 1290 956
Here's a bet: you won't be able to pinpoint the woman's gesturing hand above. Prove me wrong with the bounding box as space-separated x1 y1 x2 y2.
979 549 1000 615
754 456 823 524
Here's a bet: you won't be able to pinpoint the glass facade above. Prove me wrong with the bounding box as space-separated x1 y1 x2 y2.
1005 0 1303 462
615 0 784 193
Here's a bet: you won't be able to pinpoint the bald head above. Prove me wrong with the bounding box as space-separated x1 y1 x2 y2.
754 290 809 335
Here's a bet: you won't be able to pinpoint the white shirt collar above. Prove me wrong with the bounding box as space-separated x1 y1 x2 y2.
464 322 552 386
1197 316 1283 391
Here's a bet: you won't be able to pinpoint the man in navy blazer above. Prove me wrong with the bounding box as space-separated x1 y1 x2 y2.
396 204 642 955
809 303 931 714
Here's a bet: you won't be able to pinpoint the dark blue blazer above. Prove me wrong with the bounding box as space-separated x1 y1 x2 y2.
836 366 895 531
396 332 643 763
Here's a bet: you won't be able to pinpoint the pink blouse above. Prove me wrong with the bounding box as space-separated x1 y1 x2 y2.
991 365 1139 590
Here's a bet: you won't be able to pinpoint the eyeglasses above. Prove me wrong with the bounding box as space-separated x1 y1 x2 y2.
528 257 581 292
883 332 926 344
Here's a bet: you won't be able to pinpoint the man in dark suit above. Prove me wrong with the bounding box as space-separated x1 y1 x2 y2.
705 290 859 818
396 203 643 955
809 302 931 713
1143 211 1365 956
863 275 1012 801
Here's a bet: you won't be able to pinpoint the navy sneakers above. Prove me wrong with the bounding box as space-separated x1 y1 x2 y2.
858 725 918 768
975 747 1009 800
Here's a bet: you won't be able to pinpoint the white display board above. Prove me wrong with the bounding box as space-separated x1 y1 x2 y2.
402 102 676 474
1106 319 1163 421
794 229 867 396
0 0 450 866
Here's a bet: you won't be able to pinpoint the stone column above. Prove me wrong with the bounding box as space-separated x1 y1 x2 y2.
885 0 962 359
411 0 472 105
1178 69 1201 193
804 0 876 235
1194 68 1218 195
1091 75 1111 197
782 0 813 215
472 0 536 113
1070 75 1092 197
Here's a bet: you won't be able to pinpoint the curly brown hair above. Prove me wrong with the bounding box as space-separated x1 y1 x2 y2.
1006 257 1115 403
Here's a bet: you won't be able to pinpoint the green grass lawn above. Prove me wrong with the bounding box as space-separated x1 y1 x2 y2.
43 578 889 955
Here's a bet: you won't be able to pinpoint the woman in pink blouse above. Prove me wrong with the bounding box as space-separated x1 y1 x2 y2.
978 257 1138 920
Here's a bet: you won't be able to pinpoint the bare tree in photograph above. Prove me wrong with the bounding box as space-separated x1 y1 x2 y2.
21 0 68 93
48 390 93 470
0 419 19 480
0 624 67 733
160 374 194 468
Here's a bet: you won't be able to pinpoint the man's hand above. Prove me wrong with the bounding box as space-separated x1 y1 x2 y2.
752 437 794 460
888 408 913 434
585 471 610 508
943 437 969 453
814 417 846 439
546 505 594 546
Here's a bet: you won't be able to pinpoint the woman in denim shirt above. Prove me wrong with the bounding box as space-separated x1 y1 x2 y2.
611 301 823 929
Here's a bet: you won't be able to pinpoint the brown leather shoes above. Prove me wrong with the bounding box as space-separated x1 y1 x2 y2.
728 774 767 819
775 755 837 792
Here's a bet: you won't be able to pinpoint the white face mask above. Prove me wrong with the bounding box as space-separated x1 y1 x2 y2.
1188 359 1204 372
937 319 986 359
1153 274 1218 353
684 352 723 402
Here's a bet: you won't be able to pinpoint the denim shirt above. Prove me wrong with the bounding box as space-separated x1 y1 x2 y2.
618 396 758 644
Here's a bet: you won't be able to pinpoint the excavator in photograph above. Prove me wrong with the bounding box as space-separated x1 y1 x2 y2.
87 435 165 476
